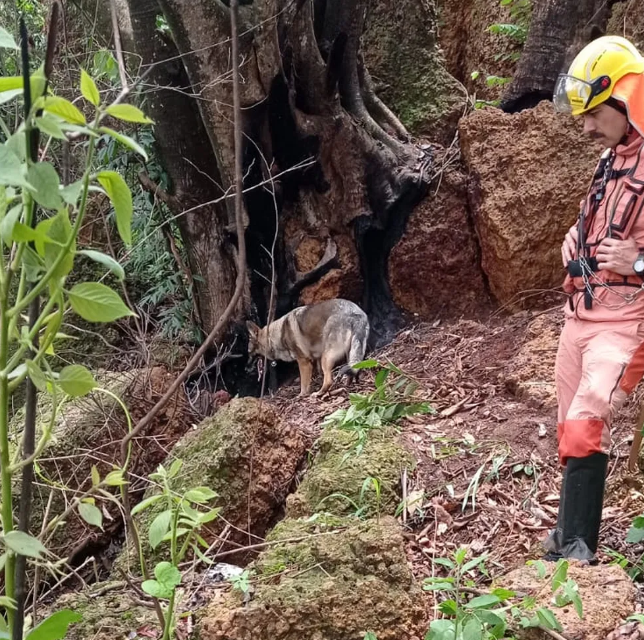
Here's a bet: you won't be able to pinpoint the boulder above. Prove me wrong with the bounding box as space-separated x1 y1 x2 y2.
438 0 523 103
114 396 306 573
362 0 466 145
607 2 644 51
286 424 414 519
503 311 563 409
497 562 636 640
50 584 159 640
459 101 603 310
389 165 491 320
197 516 425 640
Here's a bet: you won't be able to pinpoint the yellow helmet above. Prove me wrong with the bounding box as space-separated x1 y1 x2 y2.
553 35 644 115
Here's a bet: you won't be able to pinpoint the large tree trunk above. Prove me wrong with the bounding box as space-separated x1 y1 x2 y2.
126 0 237 337
500 0 612 113
153 0 430 349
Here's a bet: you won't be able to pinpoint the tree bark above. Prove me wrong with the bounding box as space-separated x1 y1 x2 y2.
126 0 237 336
152 0 428 352
500 0 611 113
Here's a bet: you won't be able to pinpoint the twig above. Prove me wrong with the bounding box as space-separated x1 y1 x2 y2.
110 0 128 90
117 1 249 628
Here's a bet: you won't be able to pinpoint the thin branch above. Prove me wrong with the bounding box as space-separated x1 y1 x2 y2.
110 0 129 90
118 0 249 596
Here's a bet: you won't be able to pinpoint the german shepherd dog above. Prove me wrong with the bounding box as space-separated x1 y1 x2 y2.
246 299 370 396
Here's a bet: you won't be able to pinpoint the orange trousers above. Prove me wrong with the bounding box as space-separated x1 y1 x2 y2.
555 317 644 465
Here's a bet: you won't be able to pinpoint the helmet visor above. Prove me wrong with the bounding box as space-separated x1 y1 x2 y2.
553 74 594 113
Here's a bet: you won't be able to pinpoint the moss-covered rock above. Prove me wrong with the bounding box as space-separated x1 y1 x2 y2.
197 515 424 640
49 583 160 640
362 0 466 145
114 396 306 574
286 425 414 519
10 366 193 562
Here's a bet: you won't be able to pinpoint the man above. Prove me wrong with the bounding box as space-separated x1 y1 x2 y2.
546 35 644 563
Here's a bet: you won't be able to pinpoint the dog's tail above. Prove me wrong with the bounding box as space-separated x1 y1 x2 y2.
338 319 369 379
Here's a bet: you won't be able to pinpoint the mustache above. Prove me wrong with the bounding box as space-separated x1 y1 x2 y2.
589 132 604 139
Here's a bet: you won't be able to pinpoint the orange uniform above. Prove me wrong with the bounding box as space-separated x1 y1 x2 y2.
556 132 644 465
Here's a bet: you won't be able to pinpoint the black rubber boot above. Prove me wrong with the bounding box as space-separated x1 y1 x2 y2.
543 467 567 561
544 452 608 564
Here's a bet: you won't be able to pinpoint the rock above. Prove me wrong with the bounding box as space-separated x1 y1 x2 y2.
503 310 563 409
362 0 466 145
49 584 159 640
286 424 414 519
14 366 193 563
197 516 425 640
438 0 523 103
607 2 644 51
497 562 636 640
114 396 306 573
389 165 491 320
459 101 603 311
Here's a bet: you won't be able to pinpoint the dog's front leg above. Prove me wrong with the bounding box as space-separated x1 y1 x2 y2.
297 358 314 396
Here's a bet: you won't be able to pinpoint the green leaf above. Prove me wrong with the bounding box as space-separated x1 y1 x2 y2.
42 96 86 125
374 368 389 388
454 546 468 566
80 68 100 107
60 180 85 207
149 510 172 550
433 558 455 569
0 90 22 105
131 494 164 516
184 487 218 503
491 587 515 600
0 27 18 50
100 127 148 161
466 594 500 609
425 619 456 640
59 364 97 397
104 470 126 486
155 561 182 589
27 163 63 210
25 610 82 640
462 618 483 640
536 607 562 632
105 103 154 124
527 559 547 579
91 465 100 487
364 633 377 640
0 145 30 189
12 222 42 244
35 116 67 141
96 171 132 245
439 599 458 616
197 507 221 524
78 249 125 281
141 579 172 600
0 77 22 92
551 559 568 592
0 205 22 247
26 360 47 392
78 502 103 530
37 208 75 279
352 359 379 369
68 282 134 323
626 523 644 543
168 458 183 479
2 531 47 558
463 553 489 573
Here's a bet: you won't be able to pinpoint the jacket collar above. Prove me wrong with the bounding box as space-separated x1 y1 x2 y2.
615 131 644 158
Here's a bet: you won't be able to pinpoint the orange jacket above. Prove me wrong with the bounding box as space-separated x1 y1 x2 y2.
564 132 644 321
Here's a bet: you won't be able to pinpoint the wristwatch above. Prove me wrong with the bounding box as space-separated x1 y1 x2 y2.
634 252 644 277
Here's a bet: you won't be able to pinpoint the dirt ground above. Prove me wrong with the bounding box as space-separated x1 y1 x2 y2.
265 304 644 626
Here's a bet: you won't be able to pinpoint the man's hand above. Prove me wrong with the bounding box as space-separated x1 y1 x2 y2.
596 237 639 275
562 225 579 267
